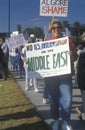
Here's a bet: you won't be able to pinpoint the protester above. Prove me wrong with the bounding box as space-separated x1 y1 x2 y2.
1 38 9 77
15 46 25 78
21 38 39 92
0 44 7 80
75 32 85 120
9 49 18 71
44 19 78 130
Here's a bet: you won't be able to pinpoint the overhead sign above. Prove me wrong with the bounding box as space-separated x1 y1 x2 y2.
40 0 68 17
26 37 71 78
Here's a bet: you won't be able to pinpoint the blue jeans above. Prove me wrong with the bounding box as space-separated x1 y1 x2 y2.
43 86 49 99
45 76 72 125
24 65 38 89
11 56 17 69
17 57 24 75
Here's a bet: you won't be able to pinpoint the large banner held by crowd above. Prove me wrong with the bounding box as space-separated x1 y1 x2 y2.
6 34 25 50
26 37 71 78
40 0 68 17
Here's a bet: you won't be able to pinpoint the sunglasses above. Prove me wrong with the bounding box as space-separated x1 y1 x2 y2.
52 27 61 30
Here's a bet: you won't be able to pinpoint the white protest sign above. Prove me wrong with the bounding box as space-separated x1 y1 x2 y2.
40 0 68 16
26 37 71 78
10 31 19 37
6 34 25 50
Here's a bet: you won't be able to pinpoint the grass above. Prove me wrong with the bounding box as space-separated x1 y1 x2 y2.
0 74 49 130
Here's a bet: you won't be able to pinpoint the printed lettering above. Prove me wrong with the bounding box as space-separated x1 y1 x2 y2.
42 6 67 14
28 55 50 70
53 51 68 68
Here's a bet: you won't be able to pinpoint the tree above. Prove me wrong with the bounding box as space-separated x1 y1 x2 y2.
33 27 44 39
16 24 22 34
23 28 33 37
23 27 44 39
62 21 71 30
71 21 81 44
79 24 85 35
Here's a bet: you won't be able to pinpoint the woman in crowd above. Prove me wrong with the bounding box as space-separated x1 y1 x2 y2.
45 19 78 130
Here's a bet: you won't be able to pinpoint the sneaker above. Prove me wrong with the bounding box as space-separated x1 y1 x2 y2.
52 120 59 130
62 124 73 130
34 88 39 92
75 107 82 120
25 87 29 90
43 98 48 104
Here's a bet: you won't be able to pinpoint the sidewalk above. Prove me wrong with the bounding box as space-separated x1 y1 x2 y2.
11 71 85 130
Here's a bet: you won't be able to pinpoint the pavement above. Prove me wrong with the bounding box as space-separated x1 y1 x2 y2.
11 71 85 130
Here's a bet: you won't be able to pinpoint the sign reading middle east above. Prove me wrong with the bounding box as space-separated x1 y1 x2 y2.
40 0 68 17
26 37 71 78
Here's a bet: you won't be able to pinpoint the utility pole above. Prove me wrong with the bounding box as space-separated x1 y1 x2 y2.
8 0 10 37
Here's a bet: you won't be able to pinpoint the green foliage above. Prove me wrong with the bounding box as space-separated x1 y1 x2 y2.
16 21 85 46
23 27 44 39
16 24 22 33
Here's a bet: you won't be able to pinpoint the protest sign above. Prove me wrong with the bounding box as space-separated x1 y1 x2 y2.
10 31 19 37
6 34 25 50
40 0 68 16
26 37 71 78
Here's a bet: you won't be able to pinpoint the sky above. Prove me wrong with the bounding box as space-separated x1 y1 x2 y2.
0 0 85 33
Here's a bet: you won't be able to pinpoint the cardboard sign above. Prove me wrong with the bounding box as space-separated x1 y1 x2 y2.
26 37 71 78
40 0 68 16
6 34 25 50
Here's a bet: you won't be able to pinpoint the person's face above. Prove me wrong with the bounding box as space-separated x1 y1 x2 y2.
0 38 3 44
51 23 62 37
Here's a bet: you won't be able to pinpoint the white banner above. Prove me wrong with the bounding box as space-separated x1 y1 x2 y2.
26 37 71 78
40 0 68 17
6 34 25 50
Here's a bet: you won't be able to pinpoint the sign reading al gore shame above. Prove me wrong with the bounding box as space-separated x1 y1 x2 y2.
40 0 68 17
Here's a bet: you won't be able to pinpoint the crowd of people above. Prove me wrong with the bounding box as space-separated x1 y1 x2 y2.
0 19 85 130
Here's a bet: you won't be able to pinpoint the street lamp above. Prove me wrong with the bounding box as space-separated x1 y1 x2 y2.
8 0 10 37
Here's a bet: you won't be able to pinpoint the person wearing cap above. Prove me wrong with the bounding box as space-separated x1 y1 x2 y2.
45 19 78 130
75 32 85 120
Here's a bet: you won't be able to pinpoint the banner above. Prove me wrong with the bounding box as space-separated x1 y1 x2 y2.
6 34 25 50
26 37 71 78
40 0 68 16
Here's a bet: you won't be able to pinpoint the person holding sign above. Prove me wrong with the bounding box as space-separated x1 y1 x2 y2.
21 38 39 92
45 20 78 130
